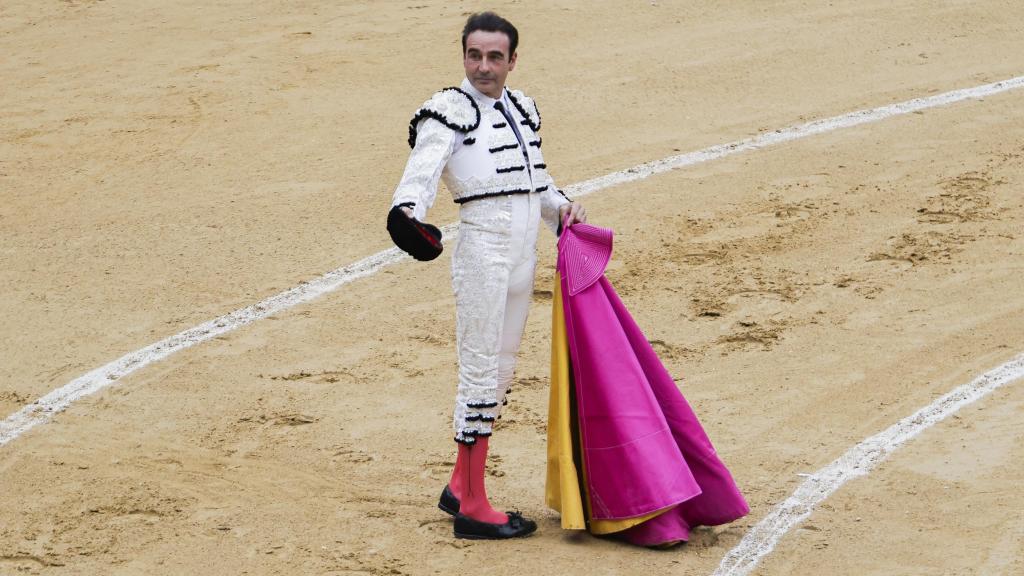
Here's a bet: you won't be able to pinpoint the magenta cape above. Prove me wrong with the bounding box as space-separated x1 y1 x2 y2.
554 221 748 546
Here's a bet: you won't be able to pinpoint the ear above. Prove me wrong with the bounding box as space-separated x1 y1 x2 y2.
508 51 517 71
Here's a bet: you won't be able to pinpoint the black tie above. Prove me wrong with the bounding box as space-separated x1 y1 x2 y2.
494 100 530 166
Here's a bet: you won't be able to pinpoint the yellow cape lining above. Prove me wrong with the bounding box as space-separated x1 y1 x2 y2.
544 272 670 534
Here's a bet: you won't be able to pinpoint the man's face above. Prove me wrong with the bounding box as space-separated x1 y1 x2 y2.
463 30 517 99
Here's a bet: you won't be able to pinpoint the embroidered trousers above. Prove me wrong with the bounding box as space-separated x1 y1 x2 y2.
451 191 540 443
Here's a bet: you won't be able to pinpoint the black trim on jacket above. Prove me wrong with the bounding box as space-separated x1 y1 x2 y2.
407 87 481 148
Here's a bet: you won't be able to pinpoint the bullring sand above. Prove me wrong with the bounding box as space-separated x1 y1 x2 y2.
2 1 1023 574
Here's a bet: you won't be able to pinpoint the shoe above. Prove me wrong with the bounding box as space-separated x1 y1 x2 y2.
453 511 537 540
438 485 460 516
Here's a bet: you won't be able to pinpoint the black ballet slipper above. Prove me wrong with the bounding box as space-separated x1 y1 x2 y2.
438 485 460 516
453 511 537 540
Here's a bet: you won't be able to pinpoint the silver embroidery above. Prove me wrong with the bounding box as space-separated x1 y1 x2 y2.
391 85 571 442
392 118 456 221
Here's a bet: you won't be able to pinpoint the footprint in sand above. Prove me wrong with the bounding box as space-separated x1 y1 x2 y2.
916 171 1000 223
717 322 783 350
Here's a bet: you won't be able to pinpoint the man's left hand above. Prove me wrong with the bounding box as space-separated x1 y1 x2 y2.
559 202 587 226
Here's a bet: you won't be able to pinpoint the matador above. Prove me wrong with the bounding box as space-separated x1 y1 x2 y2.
388 12 587 539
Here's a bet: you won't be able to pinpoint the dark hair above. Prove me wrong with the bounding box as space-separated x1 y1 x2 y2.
461 11 519 56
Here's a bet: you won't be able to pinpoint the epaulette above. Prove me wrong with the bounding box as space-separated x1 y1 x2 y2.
408 87 481 148
506 89 541 132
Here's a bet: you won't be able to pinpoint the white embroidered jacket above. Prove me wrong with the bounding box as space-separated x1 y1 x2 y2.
391 78 570 233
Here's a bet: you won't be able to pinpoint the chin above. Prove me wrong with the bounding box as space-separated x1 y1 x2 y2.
474 82 497 96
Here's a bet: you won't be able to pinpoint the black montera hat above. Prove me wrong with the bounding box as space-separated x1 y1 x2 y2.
387 205 443 261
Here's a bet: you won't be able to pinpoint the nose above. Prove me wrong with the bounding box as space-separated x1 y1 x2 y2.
478 56 491 73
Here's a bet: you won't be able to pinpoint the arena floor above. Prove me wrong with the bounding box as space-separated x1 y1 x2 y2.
2 1 1023 574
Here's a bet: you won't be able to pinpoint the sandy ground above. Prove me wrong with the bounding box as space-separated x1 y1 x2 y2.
2 1 1023 574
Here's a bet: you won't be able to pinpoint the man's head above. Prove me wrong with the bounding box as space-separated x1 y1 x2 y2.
462 12 518 99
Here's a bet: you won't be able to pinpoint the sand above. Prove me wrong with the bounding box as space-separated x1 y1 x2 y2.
2 1 1023 574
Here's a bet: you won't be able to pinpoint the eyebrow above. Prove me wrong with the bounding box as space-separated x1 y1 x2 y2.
466 47 507 58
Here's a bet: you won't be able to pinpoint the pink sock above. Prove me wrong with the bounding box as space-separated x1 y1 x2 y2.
448 442 468 499
457 437 508 524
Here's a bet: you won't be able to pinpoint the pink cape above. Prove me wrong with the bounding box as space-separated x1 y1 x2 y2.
557 221 749 546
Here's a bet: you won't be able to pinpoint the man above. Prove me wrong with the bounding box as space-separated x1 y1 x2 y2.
389 12 586 539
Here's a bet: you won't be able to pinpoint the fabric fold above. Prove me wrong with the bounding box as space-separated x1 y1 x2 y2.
545 222 749 546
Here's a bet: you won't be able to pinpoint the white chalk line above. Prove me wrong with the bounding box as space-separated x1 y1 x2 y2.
713 355 1024 576
2 74 1024 449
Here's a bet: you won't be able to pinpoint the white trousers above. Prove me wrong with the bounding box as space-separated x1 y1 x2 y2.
451 192 540 444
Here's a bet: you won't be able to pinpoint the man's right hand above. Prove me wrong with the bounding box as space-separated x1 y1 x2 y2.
559 201 588 226
401 206 414 218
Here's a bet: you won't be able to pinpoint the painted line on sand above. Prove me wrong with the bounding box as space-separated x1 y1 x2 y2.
3 75 1024 448
713 355 1024 576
